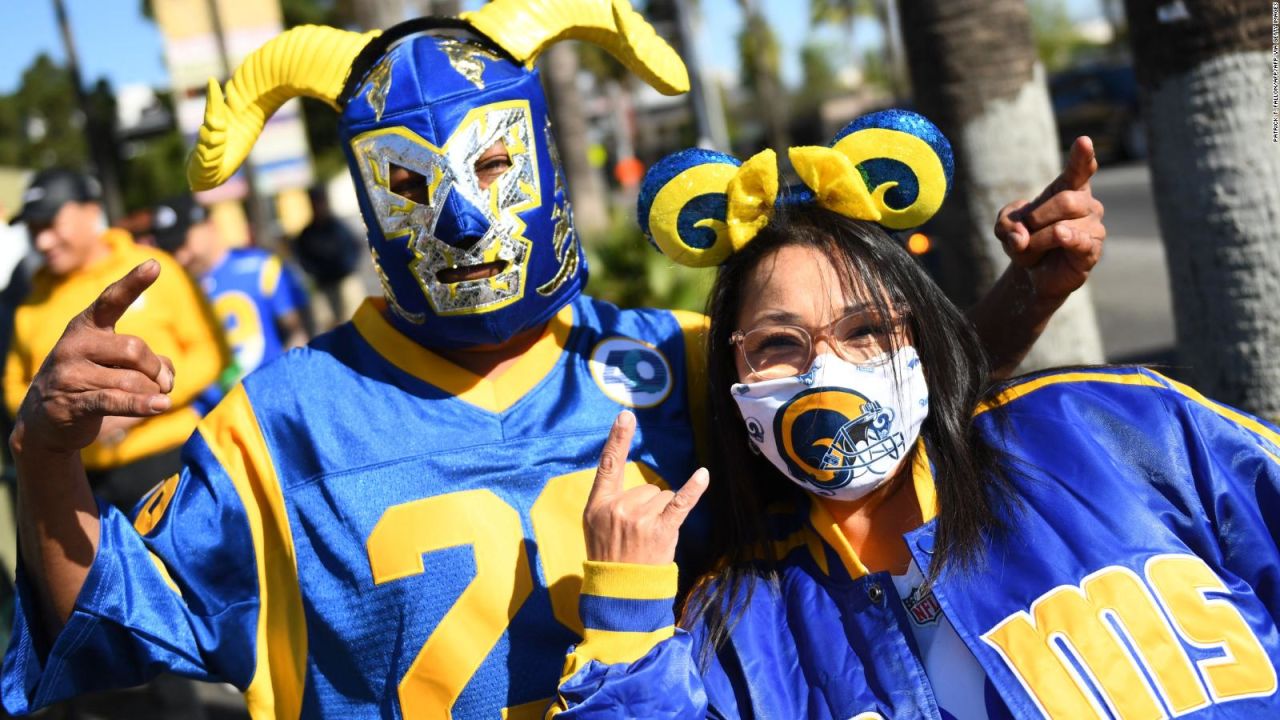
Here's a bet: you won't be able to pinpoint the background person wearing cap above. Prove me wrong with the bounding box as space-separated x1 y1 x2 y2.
2 168 230 510
152 195 309 413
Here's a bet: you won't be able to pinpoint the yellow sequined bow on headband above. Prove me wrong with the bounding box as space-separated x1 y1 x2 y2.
638 109 955 268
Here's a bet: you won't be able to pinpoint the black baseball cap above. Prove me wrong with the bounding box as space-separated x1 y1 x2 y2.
151 195 209 252
10 168 103 226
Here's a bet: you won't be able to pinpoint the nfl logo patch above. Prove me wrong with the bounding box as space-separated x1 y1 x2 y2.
903 585 942 625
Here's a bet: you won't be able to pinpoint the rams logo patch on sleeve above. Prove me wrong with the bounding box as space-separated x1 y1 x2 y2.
589 337 673 409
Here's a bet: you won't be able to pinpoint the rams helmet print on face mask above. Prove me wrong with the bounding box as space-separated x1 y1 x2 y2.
187 0 688 348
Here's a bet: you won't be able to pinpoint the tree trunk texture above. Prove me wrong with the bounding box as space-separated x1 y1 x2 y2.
542 44 611 239
899 0 1104 369
348 1 457 27
350 0 407 30
739 0 791 152
427 0 461 15
1124 0 1280 418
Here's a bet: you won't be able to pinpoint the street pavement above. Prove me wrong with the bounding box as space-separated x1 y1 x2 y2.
1086 160 1177 364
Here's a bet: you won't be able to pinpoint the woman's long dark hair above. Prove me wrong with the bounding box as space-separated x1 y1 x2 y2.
685 204 1016 654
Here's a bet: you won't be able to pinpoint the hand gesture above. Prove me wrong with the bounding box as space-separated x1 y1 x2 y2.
11 261 175 458
994 136 1107 302
584 411 709 566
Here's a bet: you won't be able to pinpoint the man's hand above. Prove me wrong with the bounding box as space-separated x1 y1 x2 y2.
584 411 709 566
11 261 175 459
993 136 1106 303
95 416 146 447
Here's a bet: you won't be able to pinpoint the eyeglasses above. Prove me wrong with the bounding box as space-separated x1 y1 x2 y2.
730 309 910 380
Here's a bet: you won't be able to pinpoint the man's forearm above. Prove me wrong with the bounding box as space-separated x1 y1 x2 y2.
12 434 100 639
968 264 1068 379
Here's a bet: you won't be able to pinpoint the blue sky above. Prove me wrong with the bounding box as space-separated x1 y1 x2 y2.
0 0 1105 95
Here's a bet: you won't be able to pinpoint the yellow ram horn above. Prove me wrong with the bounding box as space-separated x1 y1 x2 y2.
461 0 689 96
188 25 379 191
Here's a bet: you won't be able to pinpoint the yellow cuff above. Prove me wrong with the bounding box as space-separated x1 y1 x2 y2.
563 561 679 673
581 560 678 600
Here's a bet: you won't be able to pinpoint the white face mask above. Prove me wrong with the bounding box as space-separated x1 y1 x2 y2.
731 347 929 501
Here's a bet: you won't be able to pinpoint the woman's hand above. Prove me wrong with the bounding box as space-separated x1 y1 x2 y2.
584 411 710 565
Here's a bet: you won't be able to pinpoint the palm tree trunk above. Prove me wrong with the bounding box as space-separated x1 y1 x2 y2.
542 44 611 238
350 0 406 29
899 0 1104 369
738 0 791 151
876 0 909 99
1124 0 1280 418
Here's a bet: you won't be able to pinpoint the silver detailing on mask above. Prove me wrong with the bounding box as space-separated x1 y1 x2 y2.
363 56 395 122
536 121 580 296
537 202 578 296
437 38 502 90
370 248 425 324
351 100 540 317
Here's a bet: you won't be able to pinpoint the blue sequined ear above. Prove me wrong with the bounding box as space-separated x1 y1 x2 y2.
830 109 954 230
638 148 743 267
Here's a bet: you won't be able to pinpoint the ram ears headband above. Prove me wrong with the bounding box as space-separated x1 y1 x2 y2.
186 0 691 191
637 109 956 267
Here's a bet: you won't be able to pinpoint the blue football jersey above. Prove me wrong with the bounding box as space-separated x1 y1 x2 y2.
203 247 305 378
2 295 707 719
554 368 1280 719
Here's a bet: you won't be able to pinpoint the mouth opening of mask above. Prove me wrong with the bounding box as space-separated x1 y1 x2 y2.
436 260 509 284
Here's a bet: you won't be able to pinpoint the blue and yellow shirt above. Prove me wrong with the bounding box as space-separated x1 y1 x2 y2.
194 248 307 415
2 294 707 719
554 368 1280 719
202 247 305 378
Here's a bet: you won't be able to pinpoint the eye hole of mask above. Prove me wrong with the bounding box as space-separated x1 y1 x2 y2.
388 163 429 205
474 141 513 189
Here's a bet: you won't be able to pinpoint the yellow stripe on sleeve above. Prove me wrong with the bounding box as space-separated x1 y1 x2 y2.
1157 374 1280 459
975 370 1166 416
259 256 282 298
672 310 711 467
976 368 1280 464
198 385 306 720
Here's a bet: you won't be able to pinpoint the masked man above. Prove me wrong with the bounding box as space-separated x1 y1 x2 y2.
1 1 1108 717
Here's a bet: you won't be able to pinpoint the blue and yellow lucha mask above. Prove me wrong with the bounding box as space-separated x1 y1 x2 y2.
187 0 688 348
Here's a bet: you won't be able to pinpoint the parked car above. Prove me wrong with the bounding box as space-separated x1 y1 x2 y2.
1049 63 1146 162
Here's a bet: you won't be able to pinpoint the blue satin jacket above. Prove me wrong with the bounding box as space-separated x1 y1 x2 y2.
554 368 1280 719
2 295 707 719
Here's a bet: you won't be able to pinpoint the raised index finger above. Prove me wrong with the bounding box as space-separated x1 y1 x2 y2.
589 411 636 504
1057 136 1098 192
89 260 161 330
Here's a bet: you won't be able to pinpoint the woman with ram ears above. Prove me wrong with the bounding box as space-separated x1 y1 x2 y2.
4 2 1104 719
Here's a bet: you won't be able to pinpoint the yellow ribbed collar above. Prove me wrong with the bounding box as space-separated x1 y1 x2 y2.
808 440 937 580
351 298 575 414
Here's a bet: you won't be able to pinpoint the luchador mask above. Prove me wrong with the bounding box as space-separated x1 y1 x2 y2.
186 0 688 348
339 37 577 346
